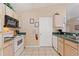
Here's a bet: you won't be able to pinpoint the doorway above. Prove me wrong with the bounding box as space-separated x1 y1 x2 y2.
39 17 53 47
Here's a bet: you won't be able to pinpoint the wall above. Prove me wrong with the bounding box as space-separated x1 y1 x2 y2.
19 16 39 47
0 3 5 56
66 17 79 32
19 5 66 47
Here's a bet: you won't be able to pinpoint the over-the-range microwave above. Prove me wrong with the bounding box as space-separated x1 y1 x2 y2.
4 15 19 28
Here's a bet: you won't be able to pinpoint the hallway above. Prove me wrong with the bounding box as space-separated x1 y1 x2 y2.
21 47 59 56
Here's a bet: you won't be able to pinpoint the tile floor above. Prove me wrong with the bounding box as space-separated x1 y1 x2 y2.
21 47 59 56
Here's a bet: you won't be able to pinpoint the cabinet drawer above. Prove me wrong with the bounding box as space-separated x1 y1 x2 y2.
65 40 78 49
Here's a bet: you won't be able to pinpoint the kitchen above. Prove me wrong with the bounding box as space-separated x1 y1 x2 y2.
0 3 79 56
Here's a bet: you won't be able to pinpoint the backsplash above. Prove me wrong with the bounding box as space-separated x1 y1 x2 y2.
52 32 79 36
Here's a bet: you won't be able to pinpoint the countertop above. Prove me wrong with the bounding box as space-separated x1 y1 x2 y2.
4 37 14 42
16 32 26 35
53 32 79 44
4 32 26 42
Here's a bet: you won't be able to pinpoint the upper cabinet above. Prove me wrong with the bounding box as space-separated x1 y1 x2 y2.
5 4 19 28
5 4 18 19
13 12 18 19
5 5 14 18
0 4 5 32
54 15 64 27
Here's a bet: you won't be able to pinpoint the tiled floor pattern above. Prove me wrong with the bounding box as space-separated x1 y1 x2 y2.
21 47 59 56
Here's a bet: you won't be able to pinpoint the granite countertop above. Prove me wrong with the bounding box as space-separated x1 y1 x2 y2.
4 37 14 42
17 32 26 35
4 32 26 42
53 32 79 44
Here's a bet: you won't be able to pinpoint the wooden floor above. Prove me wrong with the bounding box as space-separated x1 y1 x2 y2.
21 47 59 56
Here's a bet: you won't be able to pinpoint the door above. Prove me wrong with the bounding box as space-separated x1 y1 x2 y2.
39 17 52 46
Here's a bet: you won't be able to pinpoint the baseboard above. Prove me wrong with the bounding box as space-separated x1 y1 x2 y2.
25 45 40 47
25 46 52 48
40 46 52 48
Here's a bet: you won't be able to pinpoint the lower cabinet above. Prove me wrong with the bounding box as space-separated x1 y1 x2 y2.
57 37 78 56
64 40 78 56
58 38 64 56
64 44 77 56
78 45 79 55
0 50 3 56
3 44 13 56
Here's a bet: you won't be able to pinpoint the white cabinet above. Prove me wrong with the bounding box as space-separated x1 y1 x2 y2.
54 15 64 27
0 4 5 32
5 5 13 17
0 4 5 56
0 34 3 56
13 12 18 19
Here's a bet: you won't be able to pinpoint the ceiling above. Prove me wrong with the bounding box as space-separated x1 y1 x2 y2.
11 3 68 15
11 3 79 19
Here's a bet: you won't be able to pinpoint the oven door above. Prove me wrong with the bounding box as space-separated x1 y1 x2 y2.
14 36 23 52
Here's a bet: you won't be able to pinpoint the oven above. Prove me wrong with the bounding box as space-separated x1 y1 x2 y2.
14 35 24 53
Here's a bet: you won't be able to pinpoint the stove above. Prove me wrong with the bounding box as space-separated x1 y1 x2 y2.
13 35 24 55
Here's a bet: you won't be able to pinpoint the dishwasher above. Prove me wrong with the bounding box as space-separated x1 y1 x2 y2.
52 35 58 51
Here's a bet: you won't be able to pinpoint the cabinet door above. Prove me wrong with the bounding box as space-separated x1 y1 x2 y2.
53 35 58 51
78 45 79 55
58 38 64 56
64 44 77 56
3 45 13 56
0 50 3 56
58 40 64 56
6 5 13 17
13 12 18 19
0 4 5 32
0 34 3 56
54 15 64 27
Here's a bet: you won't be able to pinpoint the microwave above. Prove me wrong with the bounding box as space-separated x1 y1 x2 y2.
4 15 19 28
